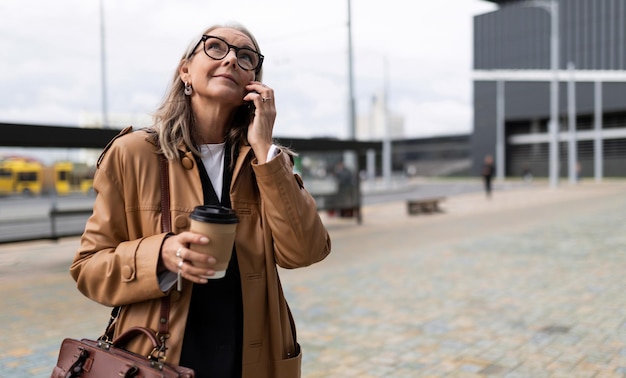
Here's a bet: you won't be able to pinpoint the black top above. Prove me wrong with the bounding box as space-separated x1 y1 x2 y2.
179 146 243 378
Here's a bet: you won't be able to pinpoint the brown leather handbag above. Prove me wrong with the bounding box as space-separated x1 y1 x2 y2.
51 155 194 377
51 325 194 378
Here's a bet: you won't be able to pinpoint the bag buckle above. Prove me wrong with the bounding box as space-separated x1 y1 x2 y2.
148 333 169 363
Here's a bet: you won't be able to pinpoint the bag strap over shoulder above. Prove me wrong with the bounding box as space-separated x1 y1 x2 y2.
158 154 172 338
100 153 172 352
160 154 171 235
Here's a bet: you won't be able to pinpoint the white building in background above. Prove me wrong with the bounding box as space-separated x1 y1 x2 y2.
356 91 404 141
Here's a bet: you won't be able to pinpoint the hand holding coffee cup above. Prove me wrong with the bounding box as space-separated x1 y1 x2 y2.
189 205 238 279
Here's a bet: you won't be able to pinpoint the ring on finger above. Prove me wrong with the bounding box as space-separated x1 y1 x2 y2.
176 247 183 258
177 259 184 270
261 97 272 103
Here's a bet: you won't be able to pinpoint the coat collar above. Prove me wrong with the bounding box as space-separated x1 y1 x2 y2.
173 143 252 193
233 145 252 183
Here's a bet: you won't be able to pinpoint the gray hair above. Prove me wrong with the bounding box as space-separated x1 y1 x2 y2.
151 23 264 163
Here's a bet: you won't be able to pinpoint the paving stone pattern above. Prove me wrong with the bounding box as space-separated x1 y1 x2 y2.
1 181 625 377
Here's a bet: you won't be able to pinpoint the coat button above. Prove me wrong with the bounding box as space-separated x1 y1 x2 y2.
121 266 134 280
181 156 194 170
174 215 189 229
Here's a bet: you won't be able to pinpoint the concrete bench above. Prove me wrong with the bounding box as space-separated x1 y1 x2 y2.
407 197 446 215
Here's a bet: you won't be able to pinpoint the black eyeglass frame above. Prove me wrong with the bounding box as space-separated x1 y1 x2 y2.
187 35 264 73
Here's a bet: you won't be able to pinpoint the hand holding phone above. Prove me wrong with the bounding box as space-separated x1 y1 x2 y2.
244 83 276 163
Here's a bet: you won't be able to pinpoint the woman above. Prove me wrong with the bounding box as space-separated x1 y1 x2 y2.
70 23 331 378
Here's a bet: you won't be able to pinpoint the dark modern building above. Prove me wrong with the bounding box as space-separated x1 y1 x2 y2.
473 0 626 181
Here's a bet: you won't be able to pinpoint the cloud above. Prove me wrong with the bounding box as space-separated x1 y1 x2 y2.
268 67 348 138
398 98 473 138
0 103 82 126
0 0 497 139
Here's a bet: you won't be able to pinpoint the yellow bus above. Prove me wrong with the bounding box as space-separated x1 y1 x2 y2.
0 158 44 196
53 161 95 195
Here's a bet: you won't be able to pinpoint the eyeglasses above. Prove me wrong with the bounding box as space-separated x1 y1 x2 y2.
188 35 264 72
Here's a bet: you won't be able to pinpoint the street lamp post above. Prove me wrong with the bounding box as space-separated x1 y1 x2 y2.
99 0 109 128
548 0 560 188
496 80 505 181
567 62 577 184
382 57 391 187
347 0 356 140
524 0 559 187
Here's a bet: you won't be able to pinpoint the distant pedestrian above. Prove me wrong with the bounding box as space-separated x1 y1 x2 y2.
482 154 494 198
332 161 356 217
522 166 533 183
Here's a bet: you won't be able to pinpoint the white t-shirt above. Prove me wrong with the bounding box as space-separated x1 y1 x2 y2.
198 143 280 202
199 143 225 201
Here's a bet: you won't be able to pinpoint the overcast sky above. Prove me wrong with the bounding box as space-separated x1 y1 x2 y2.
0 0 497 141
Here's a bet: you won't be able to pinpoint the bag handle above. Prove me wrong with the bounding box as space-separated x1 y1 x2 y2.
112 326 161 350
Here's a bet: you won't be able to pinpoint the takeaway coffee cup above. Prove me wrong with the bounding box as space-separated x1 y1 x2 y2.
189 205 238 279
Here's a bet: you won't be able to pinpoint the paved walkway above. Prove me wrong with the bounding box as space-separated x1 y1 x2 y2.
1 180 625 377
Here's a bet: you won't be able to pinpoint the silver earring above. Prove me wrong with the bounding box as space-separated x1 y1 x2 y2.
184 82 192 96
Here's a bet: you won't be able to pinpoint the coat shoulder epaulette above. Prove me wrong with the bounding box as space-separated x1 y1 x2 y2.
96 126 133 168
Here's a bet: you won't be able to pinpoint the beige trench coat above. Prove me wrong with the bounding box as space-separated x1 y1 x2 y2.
70 127 331 377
